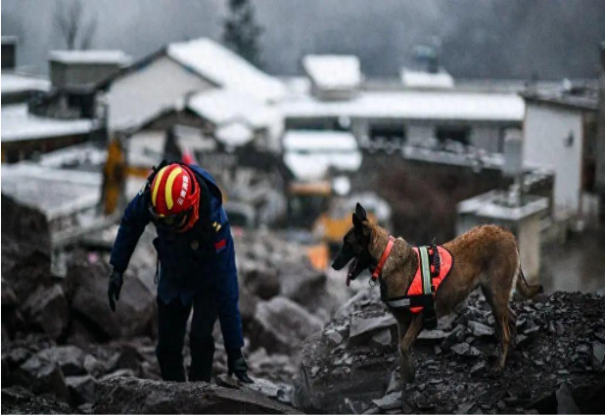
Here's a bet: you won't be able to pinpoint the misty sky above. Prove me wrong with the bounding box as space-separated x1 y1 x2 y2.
2 0 605 80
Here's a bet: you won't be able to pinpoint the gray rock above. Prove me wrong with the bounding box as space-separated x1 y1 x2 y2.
592 342 605 365
10 353 71 403
1 386 74 414
66 375 98 405
279 261 326 306
242 261 281 300
249 296 323 354
468 321 495 338
470 361 487 375
38 346 87 376
68 251 155 339
99 369 136 382
371 329 392 348
1 194 52 304
418 329 450 341
372 391 402 410
23 284 70 340
325 330 343 345
556 383 580 414
349 314 396 345
451 342 481 357
93 377 302 414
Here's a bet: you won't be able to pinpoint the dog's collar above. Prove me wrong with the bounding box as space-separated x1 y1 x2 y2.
371 236 396 282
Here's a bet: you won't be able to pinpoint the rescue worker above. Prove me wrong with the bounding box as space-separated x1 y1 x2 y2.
107 161 252 383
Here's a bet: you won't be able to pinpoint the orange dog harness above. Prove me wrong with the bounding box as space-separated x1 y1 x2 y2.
374 241 454 329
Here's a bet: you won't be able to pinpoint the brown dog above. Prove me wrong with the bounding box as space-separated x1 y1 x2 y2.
332 203 542 386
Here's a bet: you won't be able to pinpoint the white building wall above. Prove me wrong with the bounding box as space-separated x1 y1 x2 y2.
523 103 584 217
106 56 215 132
470 126 502 153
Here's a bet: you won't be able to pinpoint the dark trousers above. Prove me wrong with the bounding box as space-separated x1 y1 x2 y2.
156 290 217 382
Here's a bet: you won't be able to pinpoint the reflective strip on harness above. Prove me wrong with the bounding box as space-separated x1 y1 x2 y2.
381 245 453 315
386 298 411 308
418 246 432 296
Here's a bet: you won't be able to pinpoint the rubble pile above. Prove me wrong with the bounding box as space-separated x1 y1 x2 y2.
294 288 605 414
1 195 346 413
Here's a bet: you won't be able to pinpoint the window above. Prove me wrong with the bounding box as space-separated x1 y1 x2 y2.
436 126 470 145
285 118 344 131
369 122 406 142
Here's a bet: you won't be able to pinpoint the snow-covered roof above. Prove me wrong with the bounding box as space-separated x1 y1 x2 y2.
284 130 359 152
401 68 454 89
215 122 254 148
279 90 525 122
283 130 362 180
1 163 102 220
38 142 107 169
1 105 96 142
303 55 361 91
187 89 281 130
49 50 131 65
167 38 286 102
1 73 51 95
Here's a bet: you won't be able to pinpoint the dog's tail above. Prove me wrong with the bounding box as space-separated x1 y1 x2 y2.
515 267 543 299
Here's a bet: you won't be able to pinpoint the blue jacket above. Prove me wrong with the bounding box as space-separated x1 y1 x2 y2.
110 164 243 352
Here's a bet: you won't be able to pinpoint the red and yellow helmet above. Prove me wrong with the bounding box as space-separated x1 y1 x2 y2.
149 163 200 231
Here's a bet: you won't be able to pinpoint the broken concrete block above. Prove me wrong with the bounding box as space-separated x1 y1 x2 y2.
38 345 88 377
66 374 98 405
10 353 71 403
249 296 323 355
349 314 396 345
23 284 70 340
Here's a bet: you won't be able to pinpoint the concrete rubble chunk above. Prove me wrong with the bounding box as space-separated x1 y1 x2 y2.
66 374 98 405
249 296 323 355
418 328 450 341
349 314 396 344
371 329 392 348
38 345 87 376
451 342 481 357
9 353 71 403
556 383 580 414
93 377 302 414
325 329 344 345
68 251 155 339
468 321 495 337
592 342 605 365
2 386 75 414
372 391 402 410
1 194 52 304
23 284 70 340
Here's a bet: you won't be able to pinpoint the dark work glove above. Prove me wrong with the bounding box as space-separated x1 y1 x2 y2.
228 350 253 384
108 269 124 312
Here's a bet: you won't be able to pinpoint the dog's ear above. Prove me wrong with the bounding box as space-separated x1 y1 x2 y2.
355 203 367 221
352 213 363 236
352 213 369 240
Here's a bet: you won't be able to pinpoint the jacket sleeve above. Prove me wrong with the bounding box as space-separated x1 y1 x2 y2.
110 190 151 273
215 261 245 353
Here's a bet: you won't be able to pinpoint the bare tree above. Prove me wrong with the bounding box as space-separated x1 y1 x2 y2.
54 0 97 50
